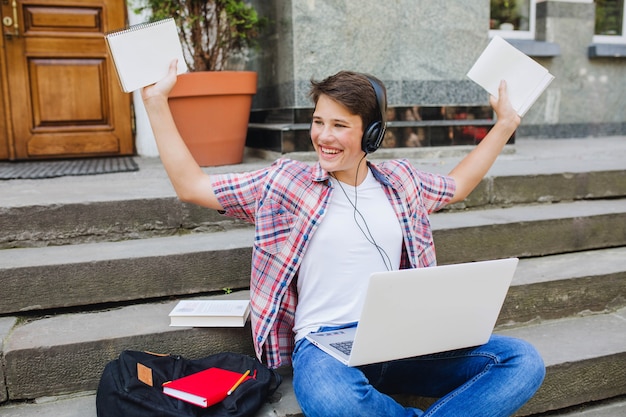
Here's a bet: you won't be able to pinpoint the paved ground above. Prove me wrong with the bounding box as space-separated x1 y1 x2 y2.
0 391 625 417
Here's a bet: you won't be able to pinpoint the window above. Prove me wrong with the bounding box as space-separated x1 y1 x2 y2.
594 0 626 43
490 0 536 39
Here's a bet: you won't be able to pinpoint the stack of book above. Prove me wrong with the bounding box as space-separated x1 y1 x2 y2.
168 299 251 328
162 298 253 407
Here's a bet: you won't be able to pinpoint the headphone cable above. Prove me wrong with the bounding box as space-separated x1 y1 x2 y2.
331 156 394 271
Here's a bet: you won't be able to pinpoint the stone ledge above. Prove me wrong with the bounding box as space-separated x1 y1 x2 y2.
588 43 626 58
507 39 561 57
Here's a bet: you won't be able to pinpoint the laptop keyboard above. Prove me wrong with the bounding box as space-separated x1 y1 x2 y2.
330 341 353 356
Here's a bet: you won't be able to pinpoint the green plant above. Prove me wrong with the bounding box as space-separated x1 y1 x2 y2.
133 0 266 71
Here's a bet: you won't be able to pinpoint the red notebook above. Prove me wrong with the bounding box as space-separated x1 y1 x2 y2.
162 367 251 408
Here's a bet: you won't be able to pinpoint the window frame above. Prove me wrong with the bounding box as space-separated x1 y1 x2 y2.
489 0 537 40
593 0 626 44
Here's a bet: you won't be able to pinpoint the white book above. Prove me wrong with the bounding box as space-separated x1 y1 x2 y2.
105 18 187 93
467 36 555 117
169 299 251 327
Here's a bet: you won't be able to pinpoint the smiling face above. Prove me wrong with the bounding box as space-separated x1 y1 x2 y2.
310 94 367 185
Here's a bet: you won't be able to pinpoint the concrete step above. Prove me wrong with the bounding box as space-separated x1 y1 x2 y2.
1 168 624 249
1 235 625 327
1 291 256 402
2 137 625 415
534 397 626 417
1 393 626 417
1 306 624 415
1 199 625 315
2 393 626 417
432 199 626 264
500 308 626 416
1 143 625 250
0 197 242 249
0 229 254 315
499 246 626 325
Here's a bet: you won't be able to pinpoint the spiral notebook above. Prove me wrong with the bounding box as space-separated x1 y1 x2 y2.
105 18 187 93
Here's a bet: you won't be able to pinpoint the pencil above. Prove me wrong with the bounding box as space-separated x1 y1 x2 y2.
227 370 250 395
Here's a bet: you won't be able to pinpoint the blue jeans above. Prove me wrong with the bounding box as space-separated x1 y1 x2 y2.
292 328 545 417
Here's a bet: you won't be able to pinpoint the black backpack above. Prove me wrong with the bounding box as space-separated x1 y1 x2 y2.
96 350 282 417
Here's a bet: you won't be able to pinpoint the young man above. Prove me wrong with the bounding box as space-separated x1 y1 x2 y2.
142 61 545 416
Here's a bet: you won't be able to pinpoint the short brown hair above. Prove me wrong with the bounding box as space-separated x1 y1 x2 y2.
309 71 386 130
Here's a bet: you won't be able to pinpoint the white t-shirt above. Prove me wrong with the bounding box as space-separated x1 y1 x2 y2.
293 168 403 341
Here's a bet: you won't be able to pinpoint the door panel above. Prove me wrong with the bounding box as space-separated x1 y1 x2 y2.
0 0 132 160
25 5 102 31
31 59 107 125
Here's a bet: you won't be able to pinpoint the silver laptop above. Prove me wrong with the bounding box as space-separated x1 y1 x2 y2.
305 258 518 366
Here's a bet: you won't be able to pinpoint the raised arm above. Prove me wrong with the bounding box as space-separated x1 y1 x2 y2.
141 60 223 210
448 80 520 203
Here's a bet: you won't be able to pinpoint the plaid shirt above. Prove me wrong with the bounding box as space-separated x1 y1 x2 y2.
211 158 455 368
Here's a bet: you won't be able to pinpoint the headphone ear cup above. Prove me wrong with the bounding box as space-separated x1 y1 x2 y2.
363 76 387 154
362 120 384 154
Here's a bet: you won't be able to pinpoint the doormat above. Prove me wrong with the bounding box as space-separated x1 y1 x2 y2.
0 157 139 180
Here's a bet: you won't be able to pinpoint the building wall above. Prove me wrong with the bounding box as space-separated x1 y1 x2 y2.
250 0 626 139
528 0 626 137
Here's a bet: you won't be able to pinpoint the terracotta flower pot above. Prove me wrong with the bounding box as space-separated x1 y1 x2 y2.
168 71 257 166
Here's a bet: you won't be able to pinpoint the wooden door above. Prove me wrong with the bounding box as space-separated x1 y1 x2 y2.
0 0 133 160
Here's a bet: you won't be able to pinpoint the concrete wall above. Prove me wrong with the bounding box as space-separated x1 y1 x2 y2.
526 0 626 137
249 0 626 139
252 0 486 108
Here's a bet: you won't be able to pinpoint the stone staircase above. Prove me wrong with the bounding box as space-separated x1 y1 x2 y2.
1 137 626 416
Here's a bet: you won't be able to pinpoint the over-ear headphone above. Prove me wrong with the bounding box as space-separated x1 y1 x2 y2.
362 76 387 154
